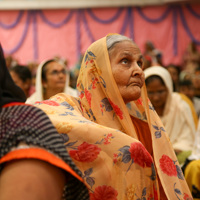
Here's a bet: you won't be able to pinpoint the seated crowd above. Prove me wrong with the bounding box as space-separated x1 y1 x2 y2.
1 36 200 199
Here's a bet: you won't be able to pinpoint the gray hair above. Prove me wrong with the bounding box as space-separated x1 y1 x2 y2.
106 34 133 52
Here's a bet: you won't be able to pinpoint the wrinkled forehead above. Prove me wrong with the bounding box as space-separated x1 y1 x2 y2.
108 40 141 57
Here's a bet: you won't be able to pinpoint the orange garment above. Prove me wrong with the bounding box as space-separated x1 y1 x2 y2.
131 116 153 156
0 148 82 182
131 116 167 200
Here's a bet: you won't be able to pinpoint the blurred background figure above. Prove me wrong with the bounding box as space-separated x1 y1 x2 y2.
143 40 163 66
26 58 78 104
143 55 152 70
182 117 200 199
27 61 39 90
166 64 181 92
69 54 83 89
9 65 32 98
192 66 200 98
179 79 200 118
144 66 196 165
5 55 18 69
182 41 200 74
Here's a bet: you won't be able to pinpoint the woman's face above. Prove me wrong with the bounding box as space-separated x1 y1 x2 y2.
43 61 66 91
146 78 168 109
109 40 145 104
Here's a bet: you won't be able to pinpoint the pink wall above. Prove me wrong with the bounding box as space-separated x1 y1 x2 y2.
0 4 200 68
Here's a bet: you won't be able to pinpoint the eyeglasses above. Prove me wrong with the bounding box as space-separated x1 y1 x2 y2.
147 90 167 97
48 69 67 76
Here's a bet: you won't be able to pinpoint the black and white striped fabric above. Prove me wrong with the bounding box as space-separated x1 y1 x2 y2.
0 104 89 200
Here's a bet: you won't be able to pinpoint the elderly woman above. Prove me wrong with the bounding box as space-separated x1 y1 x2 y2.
0 45 89 200
26 59 78 104
33 34 193 199
144 66 196 162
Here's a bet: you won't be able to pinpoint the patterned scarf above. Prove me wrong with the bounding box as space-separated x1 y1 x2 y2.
35 34 192 200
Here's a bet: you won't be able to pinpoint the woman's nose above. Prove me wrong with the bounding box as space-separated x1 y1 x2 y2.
131 63 143 77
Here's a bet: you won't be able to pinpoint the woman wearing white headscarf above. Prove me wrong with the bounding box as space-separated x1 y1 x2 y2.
144 66 196 158
26 59 78 104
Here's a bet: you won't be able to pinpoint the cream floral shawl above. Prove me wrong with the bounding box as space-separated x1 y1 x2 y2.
35 34 192 200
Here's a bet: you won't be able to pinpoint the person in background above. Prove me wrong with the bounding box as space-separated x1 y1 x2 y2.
69 54 83 89
145 66 196 165
192 66 200 98
26 58 78 104
144 40 163 66
143 55 152 70
179 79 200 118
183 41 200 74
27 61 39 95
0 44 89 200
166 64 181 92
9 65 32 98
182 117 200 199
5 54 18 69
34 34 192 199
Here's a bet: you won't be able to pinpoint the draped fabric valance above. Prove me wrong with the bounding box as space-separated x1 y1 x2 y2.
0 0 199 10
0 4 200 67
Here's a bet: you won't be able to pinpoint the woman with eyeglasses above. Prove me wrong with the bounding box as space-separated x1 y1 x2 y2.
144 66 196 164
26 59 78 104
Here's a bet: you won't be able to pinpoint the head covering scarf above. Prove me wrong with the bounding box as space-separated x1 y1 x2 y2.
0 44 26 108
26 59 78 104
35 34 192 199
144 66 195 152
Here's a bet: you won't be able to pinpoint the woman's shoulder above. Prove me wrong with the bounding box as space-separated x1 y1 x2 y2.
32 93 82 116
172 93 195 119
66 87 79 97
1 103 53 126
173 92 197 129
25 92 38 104
173 92 193 109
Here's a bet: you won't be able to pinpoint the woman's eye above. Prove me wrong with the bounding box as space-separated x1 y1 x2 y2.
121 59 128 64
137 60 143 68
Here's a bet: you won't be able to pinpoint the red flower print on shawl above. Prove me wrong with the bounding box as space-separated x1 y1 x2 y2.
92 78 98 89
136 98 143 105
183 193 193 200
129 142 153 168
103 133 113 144
85 88 92 107
69 142 101 162
108 99 123 120
90 185 118 200
159 155 177 176
35 100 60 106
79 92 84 99
148 185 158 200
